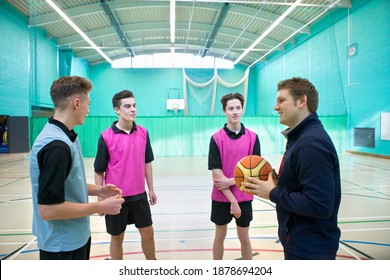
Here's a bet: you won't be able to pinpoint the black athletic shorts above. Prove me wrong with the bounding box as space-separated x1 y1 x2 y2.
105 192 153 236
211 200 253 227
39 237 91 260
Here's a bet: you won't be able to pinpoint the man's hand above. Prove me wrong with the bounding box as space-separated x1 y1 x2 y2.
241 172 276 200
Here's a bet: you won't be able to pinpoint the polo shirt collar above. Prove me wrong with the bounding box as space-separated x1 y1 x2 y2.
48 117 78 142
111 121 137 134
223 123 246 136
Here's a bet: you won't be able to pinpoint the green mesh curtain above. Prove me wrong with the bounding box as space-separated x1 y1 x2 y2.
31 116 346 157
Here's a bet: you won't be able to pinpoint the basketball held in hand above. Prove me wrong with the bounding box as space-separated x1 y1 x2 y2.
234 155 273 192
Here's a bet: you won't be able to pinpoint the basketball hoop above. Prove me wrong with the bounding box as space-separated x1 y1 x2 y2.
166 99 184 113
172 103 179 114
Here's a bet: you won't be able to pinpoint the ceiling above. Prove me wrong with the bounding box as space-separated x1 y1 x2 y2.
6 0 351 67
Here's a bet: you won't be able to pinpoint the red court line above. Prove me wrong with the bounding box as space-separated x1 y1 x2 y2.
91 248 366 260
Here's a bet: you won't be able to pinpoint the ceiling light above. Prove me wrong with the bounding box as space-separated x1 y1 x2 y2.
234 0 302 64
46 0 112 64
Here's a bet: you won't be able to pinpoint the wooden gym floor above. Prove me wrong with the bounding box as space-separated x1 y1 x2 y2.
0 152 389 260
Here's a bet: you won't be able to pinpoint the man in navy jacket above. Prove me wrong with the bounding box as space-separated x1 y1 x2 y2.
243 77 341 260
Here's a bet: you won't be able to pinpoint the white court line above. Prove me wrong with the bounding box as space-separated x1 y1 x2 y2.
0 229 33 232
0 199 31 203
339 216 390 221
338 243 361 260
3 224 388 234
0 242 31 246
341 191 390 195
0 195 31 197
243 234 279 239
3 237 36 260
0 167 22 172
93 234 279 243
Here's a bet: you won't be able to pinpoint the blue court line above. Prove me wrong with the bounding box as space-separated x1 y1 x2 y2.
2 238 389 258
341 240 390 247
339 240 374 259
0 237 276 258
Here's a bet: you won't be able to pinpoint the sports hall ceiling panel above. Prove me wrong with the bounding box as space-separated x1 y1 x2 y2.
6 0 351 67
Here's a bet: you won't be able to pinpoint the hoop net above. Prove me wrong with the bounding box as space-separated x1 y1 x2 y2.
172 103 179 114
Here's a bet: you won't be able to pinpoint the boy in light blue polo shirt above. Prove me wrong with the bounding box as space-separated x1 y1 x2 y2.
30 76 124 260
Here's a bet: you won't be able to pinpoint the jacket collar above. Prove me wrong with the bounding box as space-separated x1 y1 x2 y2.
281 113 319 141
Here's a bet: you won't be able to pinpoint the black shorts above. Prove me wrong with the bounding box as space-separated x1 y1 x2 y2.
211 200 253 227
39 237 91 260
105 192 153 236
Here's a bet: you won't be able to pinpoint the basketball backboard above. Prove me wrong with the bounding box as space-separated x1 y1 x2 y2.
166 99 185 110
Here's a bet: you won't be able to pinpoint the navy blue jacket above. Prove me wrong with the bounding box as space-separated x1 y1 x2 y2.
269 113 341 259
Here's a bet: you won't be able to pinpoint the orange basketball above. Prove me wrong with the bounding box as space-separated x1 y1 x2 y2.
234 155 273 192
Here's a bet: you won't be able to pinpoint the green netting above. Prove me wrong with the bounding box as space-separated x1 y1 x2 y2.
30 115 347 157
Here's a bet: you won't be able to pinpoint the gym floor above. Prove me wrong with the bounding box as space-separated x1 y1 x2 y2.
0 152 389 260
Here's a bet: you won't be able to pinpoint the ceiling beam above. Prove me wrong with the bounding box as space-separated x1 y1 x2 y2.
100 0 134 57
234 0 303 64
45 0 112 64
152 0 351 8
201 3 230 57
69 39 260 64
229 5 310 33
29 3 102 26
58 22 282 51
23 0 351 67
72 41 265 58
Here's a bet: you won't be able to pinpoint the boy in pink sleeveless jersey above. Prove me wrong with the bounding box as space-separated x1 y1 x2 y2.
208 93 261 260
94 90 157 260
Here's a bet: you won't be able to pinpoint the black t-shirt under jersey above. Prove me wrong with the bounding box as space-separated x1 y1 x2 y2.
37 118 77 205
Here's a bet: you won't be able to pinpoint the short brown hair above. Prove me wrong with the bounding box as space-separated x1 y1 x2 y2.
50 76 92 109
277 77 318 113
220 92 244 111
112 90 135 108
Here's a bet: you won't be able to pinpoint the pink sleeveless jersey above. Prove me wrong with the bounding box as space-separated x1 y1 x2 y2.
102 125 148 197
211 128 256 202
